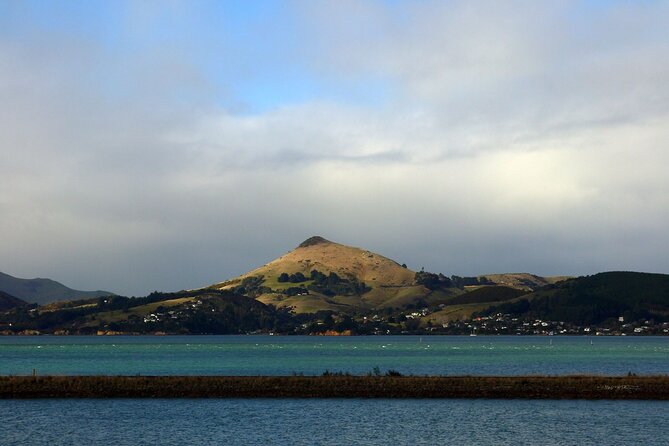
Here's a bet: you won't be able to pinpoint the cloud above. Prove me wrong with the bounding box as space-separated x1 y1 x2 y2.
1 1 668 295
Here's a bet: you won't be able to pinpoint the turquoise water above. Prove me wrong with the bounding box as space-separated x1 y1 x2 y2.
1 335 668 376
2 398 668 445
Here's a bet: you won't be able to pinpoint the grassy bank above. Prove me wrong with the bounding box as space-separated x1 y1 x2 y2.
2 375 669 399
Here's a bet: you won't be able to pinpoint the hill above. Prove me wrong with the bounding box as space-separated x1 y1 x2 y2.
3 268 669 335
4 238 663 335
0 271 114 305
0 291 27 311
0 289 296 335
477 271 669 325
219 236 415 288
479 273 571 291
206 237 571 316
446 286 527 306
209 236 458 313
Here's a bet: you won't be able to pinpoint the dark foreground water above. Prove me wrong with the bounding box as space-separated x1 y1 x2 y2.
2 398 668 446
1 335 668 376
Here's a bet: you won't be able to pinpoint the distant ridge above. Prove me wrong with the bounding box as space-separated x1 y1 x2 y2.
479 273 570 291
0 290 27 311
476 271 669 325
0 271 114 306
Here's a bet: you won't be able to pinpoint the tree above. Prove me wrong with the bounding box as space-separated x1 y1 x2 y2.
289 272 306 283
415 271 452 290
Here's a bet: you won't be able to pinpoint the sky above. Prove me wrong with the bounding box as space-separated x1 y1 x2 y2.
1 0 668 296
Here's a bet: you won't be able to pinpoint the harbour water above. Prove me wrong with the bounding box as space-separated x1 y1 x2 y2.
2 398 668 446
1 335 668 376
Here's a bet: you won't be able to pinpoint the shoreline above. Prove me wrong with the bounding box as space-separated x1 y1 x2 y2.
1 332 667 336
2 375 669 399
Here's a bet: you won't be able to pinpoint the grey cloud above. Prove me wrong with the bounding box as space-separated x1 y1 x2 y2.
297 1 669 150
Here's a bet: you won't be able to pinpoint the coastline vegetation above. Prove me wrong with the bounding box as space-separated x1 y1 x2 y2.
2 375 669 399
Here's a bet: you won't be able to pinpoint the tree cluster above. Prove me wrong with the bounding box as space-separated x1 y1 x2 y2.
307 270 370 296
278 272 308 283
414 271 453 290
233 276 271 297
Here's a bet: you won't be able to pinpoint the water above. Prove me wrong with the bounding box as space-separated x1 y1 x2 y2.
4 336 669 444
1 335 668 376
2 398 668 445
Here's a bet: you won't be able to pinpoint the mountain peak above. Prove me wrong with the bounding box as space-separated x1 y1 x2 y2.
298 236 333 248
212 236 419 313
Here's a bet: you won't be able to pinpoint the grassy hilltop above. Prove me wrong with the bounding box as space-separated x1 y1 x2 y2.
210 236 446 313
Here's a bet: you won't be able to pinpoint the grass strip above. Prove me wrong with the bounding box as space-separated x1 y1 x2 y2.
2 375 669 399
